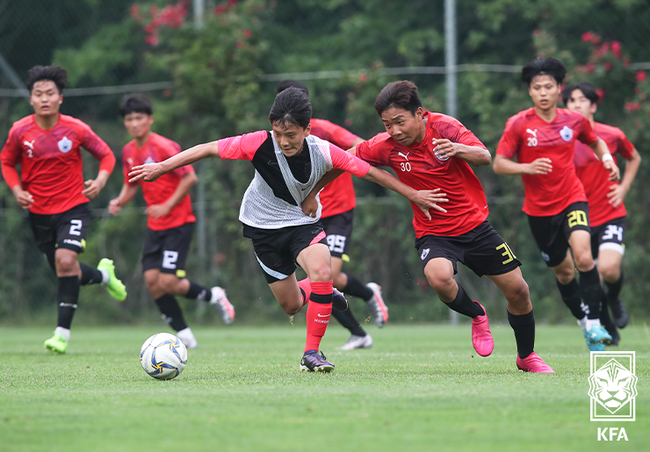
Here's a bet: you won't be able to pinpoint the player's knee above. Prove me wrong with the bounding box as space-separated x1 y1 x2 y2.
308 264 332 282
158 275 180 294
599 264 620 283
426 273 456 297
55 254 77 274
507 279 530 304
573 251 594 271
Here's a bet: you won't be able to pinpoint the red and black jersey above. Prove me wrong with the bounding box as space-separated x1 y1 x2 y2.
122 133 196 231
309 118 362 218
496 107 598 217
574 122 634 226
356 111 489 238
0 114 115 215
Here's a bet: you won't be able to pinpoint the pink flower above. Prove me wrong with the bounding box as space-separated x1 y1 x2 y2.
236 40 244 48
581 32 594 43
228 0 238 6
243 29 252 38
636 71 647 82
604 63 613 71
130 5 141 21
587 63 595 73
214 5 227 14
596 89 605 101
533 29 542 37
145 35 159 46
163 89 172 98
612 41 622 58
359 74 368 82
625 102 641 111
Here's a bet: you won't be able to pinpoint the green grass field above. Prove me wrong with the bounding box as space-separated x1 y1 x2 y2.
1 323 648 452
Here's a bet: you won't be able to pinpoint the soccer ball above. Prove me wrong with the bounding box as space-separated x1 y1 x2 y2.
140 332 188 380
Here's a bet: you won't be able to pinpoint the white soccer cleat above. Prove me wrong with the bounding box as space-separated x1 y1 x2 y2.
366 282 389 328
211 286 235 325
176 328 198 349
338 334 373 350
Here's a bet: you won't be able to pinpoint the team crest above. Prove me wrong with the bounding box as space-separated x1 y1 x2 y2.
560 126 573 142
433 138 450 161
420 248 430 260
57 136 72 153
144 156 156 164
589 351 637 421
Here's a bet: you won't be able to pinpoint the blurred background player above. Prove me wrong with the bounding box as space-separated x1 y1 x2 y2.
311 80 553 372
128 87 441 372
276 80 388 351
109 93 235 349
0 65 126 354
494 57 620 351
562 81 641 346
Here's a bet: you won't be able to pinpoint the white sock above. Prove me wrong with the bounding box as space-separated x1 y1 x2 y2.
54 327 71 342
585 318 602 330
99 269 109 284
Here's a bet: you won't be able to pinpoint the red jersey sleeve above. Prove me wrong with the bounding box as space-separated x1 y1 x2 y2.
75 119 115 173
0 125 23 188
157 138 194 179
355 134 392 167
433 114 487 148
329 143 370 177
218 131 268 161
496 116 522 159
576 116 598 146
310 118 362 149
615 130 635 160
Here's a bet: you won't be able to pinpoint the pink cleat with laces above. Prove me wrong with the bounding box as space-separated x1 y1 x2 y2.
516 352 555 373
471 302 494 357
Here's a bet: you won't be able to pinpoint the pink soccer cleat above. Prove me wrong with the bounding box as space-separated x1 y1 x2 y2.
516 352 555 373
471 302 494 357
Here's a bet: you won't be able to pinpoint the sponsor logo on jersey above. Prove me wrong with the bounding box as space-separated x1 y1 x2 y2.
560 125 574 142
58 136 72 153
63 239 83 248
23 140 35 151
397 151 410 161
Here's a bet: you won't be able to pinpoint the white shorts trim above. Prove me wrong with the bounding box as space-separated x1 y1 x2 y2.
598 242 625 256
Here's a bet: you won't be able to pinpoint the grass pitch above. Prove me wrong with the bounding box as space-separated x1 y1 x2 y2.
1 323 648 452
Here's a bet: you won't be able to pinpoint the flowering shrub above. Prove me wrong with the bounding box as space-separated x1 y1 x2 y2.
130 1 190 46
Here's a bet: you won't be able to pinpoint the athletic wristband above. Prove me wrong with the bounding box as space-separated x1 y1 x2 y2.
602 153 614 163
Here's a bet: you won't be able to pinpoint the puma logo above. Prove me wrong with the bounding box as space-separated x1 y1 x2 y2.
397 151 410 161
526 129 537 137
23 140 35 150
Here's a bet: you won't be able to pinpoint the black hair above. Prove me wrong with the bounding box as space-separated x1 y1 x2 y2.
561 82 599 105
268 87 312 129
521 57 566 86
276 79 309 95
119 93 153 117
26 65 68 94
374 80 422 116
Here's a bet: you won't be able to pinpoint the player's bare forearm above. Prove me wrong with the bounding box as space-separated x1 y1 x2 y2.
108 183 138 215
363 166 448 218
129 141 218 182
493 154 552 176
435 140 491 166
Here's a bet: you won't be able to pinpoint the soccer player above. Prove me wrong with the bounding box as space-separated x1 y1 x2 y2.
0 65 127 353
310 80 554 373
276 80 388 351
108 94 235 349
493 57 620 351
128 87 442 372
562 82 641 346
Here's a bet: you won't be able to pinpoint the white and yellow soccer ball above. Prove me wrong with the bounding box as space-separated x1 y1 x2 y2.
140 333 188 380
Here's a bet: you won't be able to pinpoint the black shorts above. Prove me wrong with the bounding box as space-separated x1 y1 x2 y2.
142 223 194 277
414 220 521 277
29 203 91 257
320 210 354 259
527 201 591 267
590 217 625 259
243 222 328 283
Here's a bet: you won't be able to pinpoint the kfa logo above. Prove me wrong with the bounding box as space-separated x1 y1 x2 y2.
58 136 72 153
597 427 628 442
560 125 573 142
588 351 637 421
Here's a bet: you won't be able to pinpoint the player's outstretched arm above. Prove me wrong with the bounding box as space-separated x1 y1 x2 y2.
433 140 491 166
493 154 552 176
589 138 620 182
363 166 448 219
129 141 219 183
108 183 139 215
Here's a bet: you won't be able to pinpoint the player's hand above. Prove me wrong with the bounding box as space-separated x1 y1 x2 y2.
301 193 319 218
606 184 626 208
604 160 620 181
146 204 171 219
129 163 163 183
413 188 449 219
108 198 122 215
433 139 458 161
14 188 34 209
527 158 552 175
82 179 105 199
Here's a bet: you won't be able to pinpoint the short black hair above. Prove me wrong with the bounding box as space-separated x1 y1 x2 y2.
562 82 599 105
119 93 153 117
27 65 68 94
268 87 312 129
276 79 309 95
374 80 422 116
521 57 566 86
